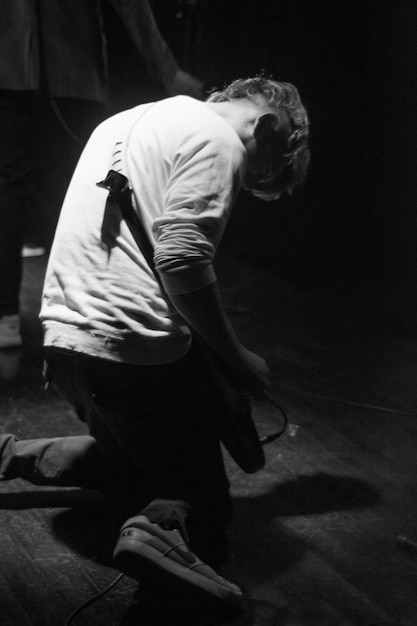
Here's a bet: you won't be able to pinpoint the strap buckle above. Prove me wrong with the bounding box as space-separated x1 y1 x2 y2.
96 169 129 196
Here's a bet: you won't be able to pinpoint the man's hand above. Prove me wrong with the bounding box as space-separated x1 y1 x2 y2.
231 346 270 398
168 69 204 100
166 281 269 396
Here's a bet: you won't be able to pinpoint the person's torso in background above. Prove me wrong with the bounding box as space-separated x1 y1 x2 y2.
0 0 107 102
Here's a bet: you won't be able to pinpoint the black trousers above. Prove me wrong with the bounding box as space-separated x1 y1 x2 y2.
1 344 233 553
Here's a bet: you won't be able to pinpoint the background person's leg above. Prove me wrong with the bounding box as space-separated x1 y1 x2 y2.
0 91 35 329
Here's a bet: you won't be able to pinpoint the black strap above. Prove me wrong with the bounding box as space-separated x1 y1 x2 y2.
97 169 157 276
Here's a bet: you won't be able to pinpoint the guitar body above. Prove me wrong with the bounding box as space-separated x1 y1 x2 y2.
199 342 265 474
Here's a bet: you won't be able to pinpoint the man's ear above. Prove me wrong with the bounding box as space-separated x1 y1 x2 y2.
255 112 280 134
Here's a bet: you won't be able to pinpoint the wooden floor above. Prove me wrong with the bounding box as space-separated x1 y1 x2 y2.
1 253 417 626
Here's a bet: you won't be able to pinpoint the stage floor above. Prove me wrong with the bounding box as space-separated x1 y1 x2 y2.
1 252 416 625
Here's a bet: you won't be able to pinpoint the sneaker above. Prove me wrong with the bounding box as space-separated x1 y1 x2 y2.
113 515 244 620
21 243 46 258
0 315 23 349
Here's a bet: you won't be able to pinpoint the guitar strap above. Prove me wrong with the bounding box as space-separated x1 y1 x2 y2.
97 104 157 272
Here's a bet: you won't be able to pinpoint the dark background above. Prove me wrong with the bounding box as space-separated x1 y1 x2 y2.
3 5 417 623
104 0 417 334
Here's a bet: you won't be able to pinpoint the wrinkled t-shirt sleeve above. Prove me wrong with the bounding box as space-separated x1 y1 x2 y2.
153 132 246 295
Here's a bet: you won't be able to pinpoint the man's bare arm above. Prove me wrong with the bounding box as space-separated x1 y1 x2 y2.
168 281 270 395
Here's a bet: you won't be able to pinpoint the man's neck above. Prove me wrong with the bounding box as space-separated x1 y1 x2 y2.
205 99 261 145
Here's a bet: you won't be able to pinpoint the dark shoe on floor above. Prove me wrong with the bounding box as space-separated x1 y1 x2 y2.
113 515 244 621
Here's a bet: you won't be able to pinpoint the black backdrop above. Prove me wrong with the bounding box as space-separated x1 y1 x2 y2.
104 0 417 329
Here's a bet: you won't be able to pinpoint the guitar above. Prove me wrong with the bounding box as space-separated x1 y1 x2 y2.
197 341 266 474
198 339 289 474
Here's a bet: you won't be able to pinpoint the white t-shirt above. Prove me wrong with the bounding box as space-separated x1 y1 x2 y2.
40 96 246 364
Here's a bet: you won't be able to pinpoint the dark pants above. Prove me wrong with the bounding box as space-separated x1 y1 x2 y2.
0 90 104 315
0 344 232 556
